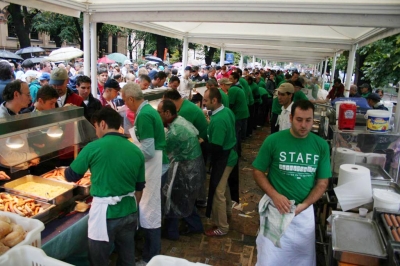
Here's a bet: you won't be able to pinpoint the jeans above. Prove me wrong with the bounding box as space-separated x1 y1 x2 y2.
142 227 161 263
88 212 138 266
164 207 204 240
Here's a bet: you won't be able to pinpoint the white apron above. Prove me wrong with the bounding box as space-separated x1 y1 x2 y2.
88 192 136 242
129 127 162 229
256 205 316 266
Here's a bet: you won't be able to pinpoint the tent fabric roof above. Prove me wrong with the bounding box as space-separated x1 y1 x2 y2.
8 0 400 63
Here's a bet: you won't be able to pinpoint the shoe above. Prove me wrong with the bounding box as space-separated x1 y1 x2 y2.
136 260 147 266
205 228 227 236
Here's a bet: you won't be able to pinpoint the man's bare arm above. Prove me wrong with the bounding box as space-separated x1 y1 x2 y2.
253 168 291 214
295 179 328 215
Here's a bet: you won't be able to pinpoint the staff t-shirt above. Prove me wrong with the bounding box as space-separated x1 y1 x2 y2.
239 77 254 106
70 134 145 219
178 99 208 141
219 89 230 108
272 97 282 115
135 104 169 164
228 85 250 120
293 90 308 102
252 130 331 204
250 82 261 104
208 107 238 167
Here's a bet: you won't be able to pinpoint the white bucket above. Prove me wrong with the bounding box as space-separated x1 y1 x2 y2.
366 110 391 132
373 189 400 211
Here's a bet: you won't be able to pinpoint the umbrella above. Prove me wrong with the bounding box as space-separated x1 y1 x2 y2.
145 55 163 63
15 46 44 55
97 57 115 64
0 50 23 60
106 53 129 64
24 57 45 64
45 47 84 61
172 62 182 67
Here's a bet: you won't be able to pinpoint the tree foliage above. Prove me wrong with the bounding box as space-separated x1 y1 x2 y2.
7 4 39 49
359 34 400 87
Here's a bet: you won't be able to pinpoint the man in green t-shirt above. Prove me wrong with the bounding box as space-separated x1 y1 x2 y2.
157 100 205 240
360 83 372 98
207 78 229 108
228 72 250 157
65 108 145 266
203 87 238 237
121 83 167 263
252 100 331 265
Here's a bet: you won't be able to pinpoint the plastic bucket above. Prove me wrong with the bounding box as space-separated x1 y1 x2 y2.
366 110 391 132
373 189 400 211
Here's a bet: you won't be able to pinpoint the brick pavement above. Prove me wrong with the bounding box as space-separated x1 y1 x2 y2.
157 126 270 265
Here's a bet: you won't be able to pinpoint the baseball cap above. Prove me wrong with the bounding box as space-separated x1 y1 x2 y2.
124 60 132 65
360 83 371 90
366 93 381 101
49 68 69 85
218 78 232 85
104 79 121 91
191 66 199 72
277 83 294 94
185 66 192 71
39 73 50 81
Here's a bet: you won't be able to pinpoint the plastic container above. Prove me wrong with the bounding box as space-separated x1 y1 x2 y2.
338 102 356 130
383 101 394 114
359 208 368 217
0 245 73 265
0 211 45 252
366 110 391 132
373 189 400 211
147 255 210 266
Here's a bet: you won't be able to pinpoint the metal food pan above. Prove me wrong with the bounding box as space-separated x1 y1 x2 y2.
3 175 75 205
332 215 387 266
0 192 55 221
41 167 91 196
357 163 392 181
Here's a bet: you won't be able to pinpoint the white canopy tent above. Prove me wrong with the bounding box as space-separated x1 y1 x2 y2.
5 0 400 127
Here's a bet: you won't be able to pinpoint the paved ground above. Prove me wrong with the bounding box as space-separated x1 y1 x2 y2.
153 126 270 266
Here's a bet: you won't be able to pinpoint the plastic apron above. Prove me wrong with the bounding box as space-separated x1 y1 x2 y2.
129 126 162 229
255 205 316 266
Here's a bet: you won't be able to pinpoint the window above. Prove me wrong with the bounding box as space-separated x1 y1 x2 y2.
7 22 16 38
30 28 38 40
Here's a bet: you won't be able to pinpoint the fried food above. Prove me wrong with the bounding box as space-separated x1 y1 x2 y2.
0 193 42 218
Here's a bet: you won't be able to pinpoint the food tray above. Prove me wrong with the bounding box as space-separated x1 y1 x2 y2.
41 167 91 196
0 211 45 253
357 163 392 180
332 215 387 266
3 175 75 205
0 245 73 265
0 192 55 221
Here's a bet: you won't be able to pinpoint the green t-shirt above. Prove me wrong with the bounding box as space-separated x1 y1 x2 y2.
252 130 331 204
135 103 168 164
361 92 371 98
219 89 230 108
275 74 285 88
70 133 145 219
239 77 254 106
271 97 282 115
258 79 266 89
208 107 238 167
293 90 308 102
178 99 208 141
250 82 261 104
228 85 250 120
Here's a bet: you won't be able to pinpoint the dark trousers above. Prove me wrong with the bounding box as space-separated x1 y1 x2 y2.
142 227 161 263
164 207 203 240
88 212 138 266
253 103 260 129
246 104 255 137
270 113 279 134
235 119 246 157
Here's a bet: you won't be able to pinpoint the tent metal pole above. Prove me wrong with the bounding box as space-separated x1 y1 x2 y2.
182 35 188 71
90 22 97 97
83 12 90 76
220 46 225 67
344 44 357 98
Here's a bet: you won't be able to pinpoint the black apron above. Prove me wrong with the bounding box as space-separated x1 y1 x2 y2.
206 149 230 217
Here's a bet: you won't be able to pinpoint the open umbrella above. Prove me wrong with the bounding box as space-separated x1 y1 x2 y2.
97 57 115 64
45 47 84 62
172 62 182 68
145 55 163 63
106 53 129 64
0 50 23 60
15 47 44 55
24 57 45 64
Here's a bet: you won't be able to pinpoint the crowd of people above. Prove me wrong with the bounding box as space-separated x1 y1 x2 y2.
0 57 387 265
